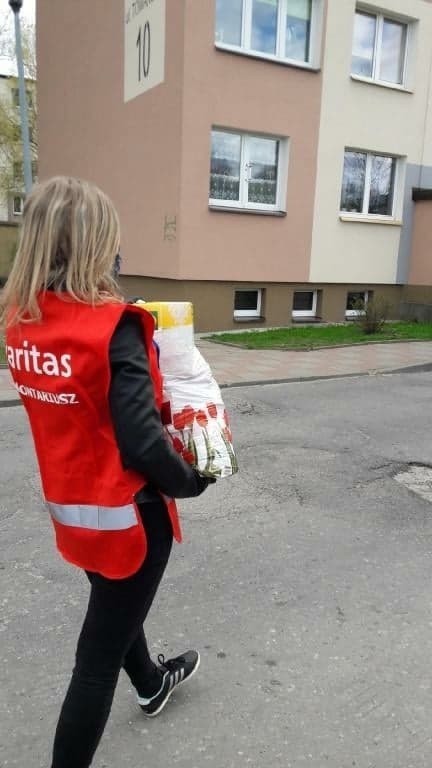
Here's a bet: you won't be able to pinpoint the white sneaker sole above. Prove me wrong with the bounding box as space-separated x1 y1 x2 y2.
140 652 201 718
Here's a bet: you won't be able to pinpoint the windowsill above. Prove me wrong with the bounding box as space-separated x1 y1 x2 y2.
209 205 286 217
350 74 413 94
339 214 402 226
215 43 320 72
233 316 266 323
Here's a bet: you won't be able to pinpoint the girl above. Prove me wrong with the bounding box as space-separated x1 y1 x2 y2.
1 176 212 768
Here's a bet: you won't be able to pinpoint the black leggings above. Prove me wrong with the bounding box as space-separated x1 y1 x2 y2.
51 500 173 768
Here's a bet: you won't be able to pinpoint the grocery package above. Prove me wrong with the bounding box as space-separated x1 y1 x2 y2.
134 301 238 479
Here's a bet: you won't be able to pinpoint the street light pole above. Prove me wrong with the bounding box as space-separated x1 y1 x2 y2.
9 0 32 194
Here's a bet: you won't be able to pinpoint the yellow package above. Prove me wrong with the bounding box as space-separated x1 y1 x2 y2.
135 301 193 331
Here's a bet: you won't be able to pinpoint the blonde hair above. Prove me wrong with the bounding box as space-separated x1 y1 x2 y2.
0 176 122 327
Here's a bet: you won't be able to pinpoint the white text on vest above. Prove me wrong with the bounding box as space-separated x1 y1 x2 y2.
7 342 72 378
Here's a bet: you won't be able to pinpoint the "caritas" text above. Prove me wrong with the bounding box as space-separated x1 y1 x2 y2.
7 341 72 378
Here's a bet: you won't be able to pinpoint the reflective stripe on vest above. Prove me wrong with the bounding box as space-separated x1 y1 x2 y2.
47 502 137 531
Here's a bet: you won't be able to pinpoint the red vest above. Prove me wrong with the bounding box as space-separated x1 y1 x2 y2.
6 292 181 579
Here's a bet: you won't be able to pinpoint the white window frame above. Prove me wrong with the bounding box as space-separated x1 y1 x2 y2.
352 7 410 88
210 128 288 213
292 290 317 318
340 149 399 220
345 290 370 318
215 0 323 70
234 288 262 319
12 195 24 216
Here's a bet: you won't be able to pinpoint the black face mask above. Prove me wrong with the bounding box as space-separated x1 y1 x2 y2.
113 252 122 278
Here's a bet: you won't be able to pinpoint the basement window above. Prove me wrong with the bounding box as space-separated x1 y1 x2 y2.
234 289 262 318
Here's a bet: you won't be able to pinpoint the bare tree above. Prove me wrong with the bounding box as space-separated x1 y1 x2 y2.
0 16 37 208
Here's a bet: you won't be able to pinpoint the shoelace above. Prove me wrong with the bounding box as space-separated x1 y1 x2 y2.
158 653 186 672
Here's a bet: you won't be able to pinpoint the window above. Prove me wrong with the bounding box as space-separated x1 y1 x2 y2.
340 150 397 217
215 0 320 67
210 129 287 212
13 160 37 183
346 290 371 318
11 88 33 107
13 196 24 215
13 161 23 181
292 290 317 318
352 9 408 85
234 289 262 318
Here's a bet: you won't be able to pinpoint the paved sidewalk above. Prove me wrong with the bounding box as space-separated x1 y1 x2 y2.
196 339 432 386
1 339 432 406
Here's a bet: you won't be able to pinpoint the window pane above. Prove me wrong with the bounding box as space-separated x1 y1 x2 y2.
340 152 367 213
285 0 312 62
13 196 22 214
235 290 259 311
247 137 279 205
13 161 23 180
293 291 313 311
251 0 278 55
352 12 376 78
379 19 406 84
210 131 241 202
368 155 395 215
346 292 366 311
215 0 243 46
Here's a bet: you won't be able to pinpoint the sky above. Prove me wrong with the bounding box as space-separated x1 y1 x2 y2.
0 0 35 26
0 0 36 75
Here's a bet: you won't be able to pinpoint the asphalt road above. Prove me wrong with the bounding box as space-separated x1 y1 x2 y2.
1 372 432 768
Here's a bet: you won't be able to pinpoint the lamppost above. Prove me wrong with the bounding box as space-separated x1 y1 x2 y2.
8 0 32 194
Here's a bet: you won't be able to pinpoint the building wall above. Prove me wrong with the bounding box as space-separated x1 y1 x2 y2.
0 77 14 222
0 222 18 280
176 0 325 283
0 74 36 224
37 0 186 280
0 79 9 222
119 275 402 332
310 0 432 285
408 200 432 284
36 0 432 331
0 198 8 224
396 164 432 283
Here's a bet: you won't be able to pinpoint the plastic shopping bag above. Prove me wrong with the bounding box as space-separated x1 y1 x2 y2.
134 301 238 478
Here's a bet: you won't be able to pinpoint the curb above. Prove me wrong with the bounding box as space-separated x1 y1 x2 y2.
0 398 21 408
379 362 432 376
217 362 432 389
202 337 432 352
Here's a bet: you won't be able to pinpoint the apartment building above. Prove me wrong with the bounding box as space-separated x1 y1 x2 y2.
0 73 37 281
36 0 432 331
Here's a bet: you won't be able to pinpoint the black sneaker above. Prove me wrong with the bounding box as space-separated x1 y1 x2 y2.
137 650 200 717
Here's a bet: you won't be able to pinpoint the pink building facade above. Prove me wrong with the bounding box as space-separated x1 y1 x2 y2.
37 0 432 330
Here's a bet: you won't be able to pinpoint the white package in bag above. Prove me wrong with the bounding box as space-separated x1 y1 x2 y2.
135 301 238 479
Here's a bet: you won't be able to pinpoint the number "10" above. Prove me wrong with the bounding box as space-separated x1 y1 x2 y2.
136 21 151 80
